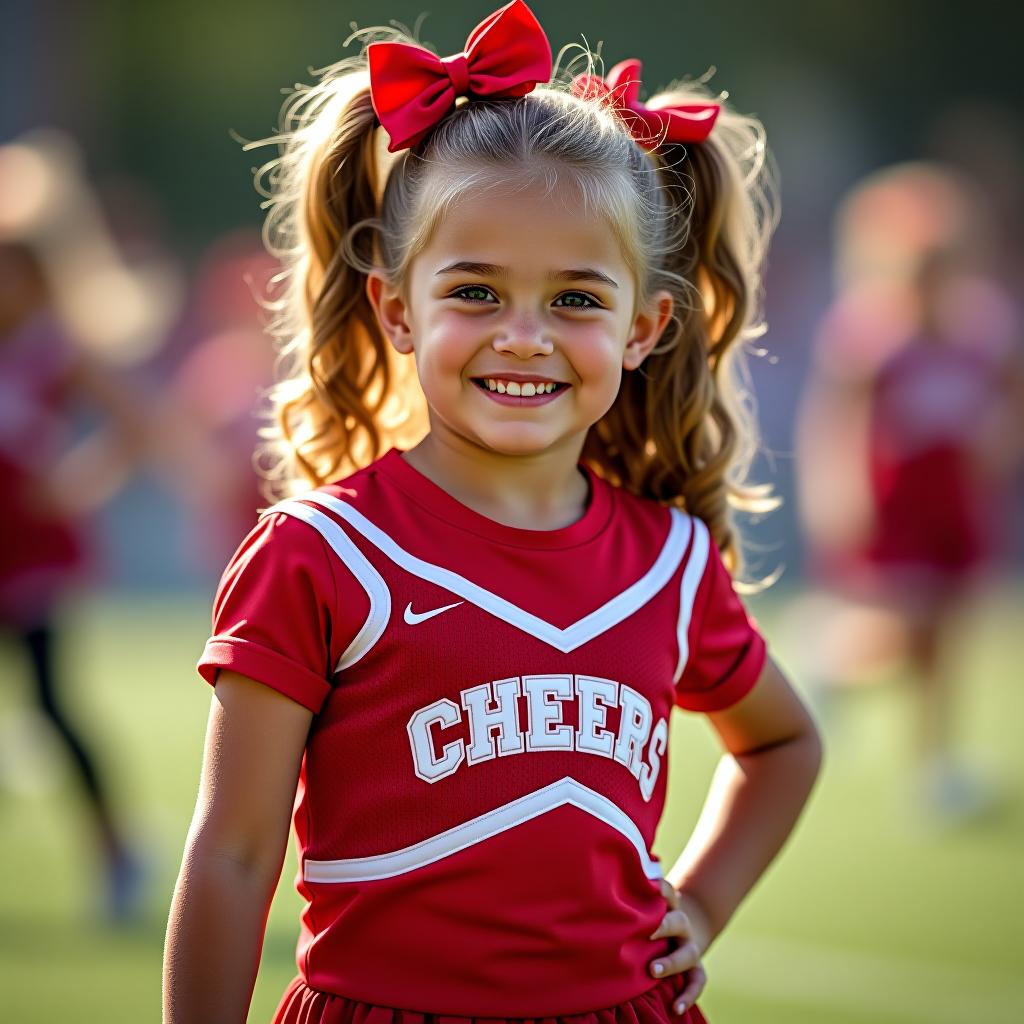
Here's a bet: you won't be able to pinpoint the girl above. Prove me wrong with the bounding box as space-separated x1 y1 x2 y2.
795 163 1022 821
163 3 821 1022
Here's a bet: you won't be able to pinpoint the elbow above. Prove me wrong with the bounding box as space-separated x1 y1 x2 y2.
183 815 288 889
764 718 824 789
802 718 825 790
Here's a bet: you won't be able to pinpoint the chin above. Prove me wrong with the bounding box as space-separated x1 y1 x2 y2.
470 425 568 458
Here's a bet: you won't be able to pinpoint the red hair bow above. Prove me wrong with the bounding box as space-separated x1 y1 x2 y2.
572 59 720 150
367 0 552 153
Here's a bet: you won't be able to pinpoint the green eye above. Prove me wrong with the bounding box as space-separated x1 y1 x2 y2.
554 292 596 308
455 286 495 302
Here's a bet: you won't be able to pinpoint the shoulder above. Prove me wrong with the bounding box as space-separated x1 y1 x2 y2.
215 510 338 611
592 471 675 531
249 459 402 611
255 449 397 533
813 284 914 383
1 312 81 386
600 476 704 558
220 456 405 605
307 450 400 518
946 276 1019 362
674 515 767 712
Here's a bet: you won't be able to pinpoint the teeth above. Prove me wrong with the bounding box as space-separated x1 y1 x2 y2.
481 379 561 395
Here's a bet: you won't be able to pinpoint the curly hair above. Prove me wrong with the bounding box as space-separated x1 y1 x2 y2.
247 35 780 578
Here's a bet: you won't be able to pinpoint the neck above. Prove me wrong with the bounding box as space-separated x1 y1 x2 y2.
402 428 591 531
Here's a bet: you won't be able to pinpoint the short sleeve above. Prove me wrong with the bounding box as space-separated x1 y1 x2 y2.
674 538 768 713
197 511 368 713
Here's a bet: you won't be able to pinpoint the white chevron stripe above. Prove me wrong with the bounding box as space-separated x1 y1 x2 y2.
674 517 711 683
267 501 391 672
281 491 690 653
303 777 662 883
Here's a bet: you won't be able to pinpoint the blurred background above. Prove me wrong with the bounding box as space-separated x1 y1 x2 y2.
1 1 1021 1021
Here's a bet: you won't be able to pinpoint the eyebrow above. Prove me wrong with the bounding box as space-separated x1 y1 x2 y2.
435 261 619 289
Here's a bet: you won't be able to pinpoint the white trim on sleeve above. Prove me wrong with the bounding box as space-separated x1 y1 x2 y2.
267 500 392 673
673 516 711 684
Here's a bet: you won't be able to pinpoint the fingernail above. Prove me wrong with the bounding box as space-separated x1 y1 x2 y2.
652 962 664 976
675 1001 687 1015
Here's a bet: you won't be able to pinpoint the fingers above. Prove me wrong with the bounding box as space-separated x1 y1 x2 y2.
672 965 707 1016
650 882 707 1013
649 939 701 979
649 908 691 941
657 878 682 910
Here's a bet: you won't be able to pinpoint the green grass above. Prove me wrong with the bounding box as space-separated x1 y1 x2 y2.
0 587 1021 1023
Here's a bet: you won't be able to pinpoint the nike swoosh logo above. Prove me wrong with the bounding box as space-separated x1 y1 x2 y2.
403 600 465 625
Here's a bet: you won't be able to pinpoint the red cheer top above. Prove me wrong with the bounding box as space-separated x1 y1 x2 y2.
198 448 766 1016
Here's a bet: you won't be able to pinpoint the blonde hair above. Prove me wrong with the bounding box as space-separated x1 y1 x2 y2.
250 33 780 576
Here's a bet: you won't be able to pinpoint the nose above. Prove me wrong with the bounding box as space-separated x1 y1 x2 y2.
492 316 554 359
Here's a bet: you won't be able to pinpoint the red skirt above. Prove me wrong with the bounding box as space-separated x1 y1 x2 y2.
272 976 708 1024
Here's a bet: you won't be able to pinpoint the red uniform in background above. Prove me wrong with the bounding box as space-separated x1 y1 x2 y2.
199 448 766 1024
863 333 1005 585
0 312 90 625
807 278 1016 602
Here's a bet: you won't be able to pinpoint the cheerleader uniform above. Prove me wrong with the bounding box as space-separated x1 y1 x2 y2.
198 448 767 1024
860 334 1006 592
808 280 1016 601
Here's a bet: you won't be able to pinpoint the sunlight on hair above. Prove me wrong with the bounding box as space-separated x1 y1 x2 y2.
243 28 781 582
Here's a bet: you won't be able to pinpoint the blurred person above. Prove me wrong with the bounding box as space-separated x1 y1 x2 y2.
0 129 181 369
794 163 1024 823
0 241 149 921
161 231 279 572
0 130 185 923
163 6 822 1024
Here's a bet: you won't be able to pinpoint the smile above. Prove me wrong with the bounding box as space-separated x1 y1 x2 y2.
471 377 569 405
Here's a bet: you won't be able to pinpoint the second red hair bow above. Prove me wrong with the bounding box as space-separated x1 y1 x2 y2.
572 59 720 150
368 0 552 153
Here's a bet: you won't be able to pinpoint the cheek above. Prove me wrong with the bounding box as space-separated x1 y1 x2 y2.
565 324 627 385
415 316 478 383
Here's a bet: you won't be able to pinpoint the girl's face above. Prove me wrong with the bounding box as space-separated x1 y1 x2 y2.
368 177 672 461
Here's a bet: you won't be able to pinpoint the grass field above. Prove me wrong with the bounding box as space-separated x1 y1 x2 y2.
0 587 1021 1023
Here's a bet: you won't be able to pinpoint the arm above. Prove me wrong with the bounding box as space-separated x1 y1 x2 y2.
163 671 313 1024
667 654 822 950
47 352 155 515
794 372 875 554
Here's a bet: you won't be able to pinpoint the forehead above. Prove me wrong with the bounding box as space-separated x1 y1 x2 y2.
416 174 632 279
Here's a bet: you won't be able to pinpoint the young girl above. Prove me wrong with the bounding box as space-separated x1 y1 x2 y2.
163 3 821 1021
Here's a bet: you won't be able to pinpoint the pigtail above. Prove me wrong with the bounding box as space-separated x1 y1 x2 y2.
251 59 423 501
585 89 780 577
246 36 777 577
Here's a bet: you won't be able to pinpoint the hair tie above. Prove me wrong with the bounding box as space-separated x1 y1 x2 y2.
572 59 720 151
367 0 552 153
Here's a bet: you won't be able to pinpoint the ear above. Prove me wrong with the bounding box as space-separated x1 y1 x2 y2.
366 270 414 354
623 289 674 371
